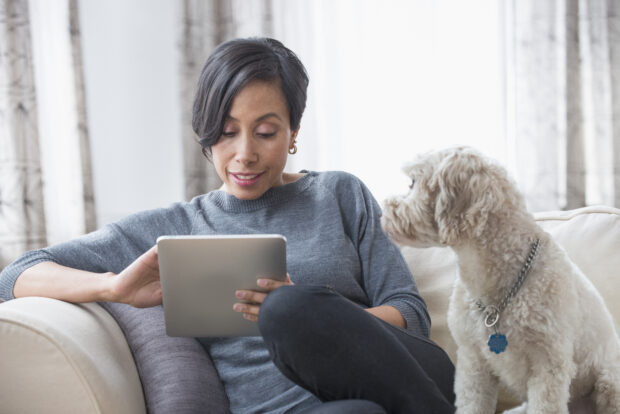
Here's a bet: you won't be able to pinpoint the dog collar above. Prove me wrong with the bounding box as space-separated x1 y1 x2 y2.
475 238 541 354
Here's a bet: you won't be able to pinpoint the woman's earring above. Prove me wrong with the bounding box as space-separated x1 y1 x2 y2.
288 140 298 155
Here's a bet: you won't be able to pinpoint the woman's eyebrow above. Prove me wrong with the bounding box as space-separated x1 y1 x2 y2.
255 112 283 123
226 112 283 123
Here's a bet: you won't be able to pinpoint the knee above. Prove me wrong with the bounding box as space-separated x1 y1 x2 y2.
258 285 329 340
258 285 296 334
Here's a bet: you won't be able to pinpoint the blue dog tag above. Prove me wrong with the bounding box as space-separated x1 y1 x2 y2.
488 333 508 354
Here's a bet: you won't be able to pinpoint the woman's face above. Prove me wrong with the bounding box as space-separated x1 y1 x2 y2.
211 80 298 200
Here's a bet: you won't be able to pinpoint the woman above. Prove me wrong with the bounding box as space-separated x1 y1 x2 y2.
0 38 455 413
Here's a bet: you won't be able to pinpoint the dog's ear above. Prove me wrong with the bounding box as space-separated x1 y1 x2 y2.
432 150 507 244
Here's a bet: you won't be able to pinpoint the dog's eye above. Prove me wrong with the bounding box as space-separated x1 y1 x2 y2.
409 178 415 189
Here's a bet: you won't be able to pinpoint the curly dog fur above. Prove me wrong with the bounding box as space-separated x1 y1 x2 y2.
381 147 620 414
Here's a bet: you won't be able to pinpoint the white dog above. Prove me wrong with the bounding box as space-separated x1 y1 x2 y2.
381 147 620 414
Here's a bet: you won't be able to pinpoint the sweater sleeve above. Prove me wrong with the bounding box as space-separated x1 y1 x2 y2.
339 173 431 337
0 201 197 302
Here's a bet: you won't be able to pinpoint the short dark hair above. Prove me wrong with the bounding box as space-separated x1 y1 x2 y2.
192 37 309 158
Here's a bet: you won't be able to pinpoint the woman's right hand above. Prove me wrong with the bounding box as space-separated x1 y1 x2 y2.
108 245 162 307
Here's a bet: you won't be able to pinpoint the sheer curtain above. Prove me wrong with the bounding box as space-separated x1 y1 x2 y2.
0 0 95 269
276 0 619 210
507 0 620 211
159 0 620 213
29 0 97 242
0 0 46 268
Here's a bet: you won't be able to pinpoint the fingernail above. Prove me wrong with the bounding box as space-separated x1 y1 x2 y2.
257 279 268 287
235 291 244 298
233 304 242 312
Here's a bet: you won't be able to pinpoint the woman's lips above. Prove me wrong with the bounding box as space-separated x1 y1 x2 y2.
230 172 263 187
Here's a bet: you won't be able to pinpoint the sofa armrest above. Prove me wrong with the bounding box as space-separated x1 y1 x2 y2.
0 297 146 414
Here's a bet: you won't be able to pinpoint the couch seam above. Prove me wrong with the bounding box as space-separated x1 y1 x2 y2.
535 207 620 222
0 317 103 414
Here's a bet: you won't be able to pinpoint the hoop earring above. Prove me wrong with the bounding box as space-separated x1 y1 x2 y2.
288 141 298 155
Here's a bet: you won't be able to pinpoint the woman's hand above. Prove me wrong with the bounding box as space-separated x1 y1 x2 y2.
233 273 294 322
108 245 162 308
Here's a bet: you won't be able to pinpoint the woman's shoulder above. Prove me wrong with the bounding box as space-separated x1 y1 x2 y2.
312 170 364 187
310 170 368 198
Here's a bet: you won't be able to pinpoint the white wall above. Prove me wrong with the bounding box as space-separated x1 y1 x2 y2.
279 0 506 204
79 0 184 226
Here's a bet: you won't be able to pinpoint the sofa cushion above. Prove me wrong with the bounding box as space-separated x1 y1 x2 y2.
534 206 620 331
100 302 231 414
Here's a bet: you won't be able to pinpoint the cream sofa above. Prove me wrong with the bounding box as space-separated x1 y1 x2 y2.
1 205 619 413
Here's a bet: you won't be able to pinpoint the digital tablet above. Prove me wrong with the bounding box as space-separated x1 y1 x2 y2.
156 234 287 337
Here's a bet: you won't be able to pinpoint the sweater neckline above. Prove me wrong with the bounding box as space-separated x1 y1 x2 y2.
207 171 317 213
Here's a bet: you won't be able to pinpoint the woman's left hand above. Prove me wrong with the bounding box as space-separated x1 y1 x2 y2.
233 273 294 322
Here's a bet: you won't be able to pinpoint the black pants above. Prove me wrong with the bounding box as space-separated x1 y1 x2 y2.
258 285 456 414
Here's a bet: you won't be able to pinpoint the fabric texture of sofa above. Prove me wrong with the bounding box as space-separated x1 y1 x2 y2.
1 205 618 413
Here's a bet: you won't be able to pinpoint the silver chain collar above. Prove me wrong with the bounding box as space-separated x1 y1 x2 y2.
475 238 541 328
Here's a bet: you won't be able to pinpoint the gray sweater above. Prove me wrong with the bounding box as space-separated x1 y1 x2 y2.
0 170 430 413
